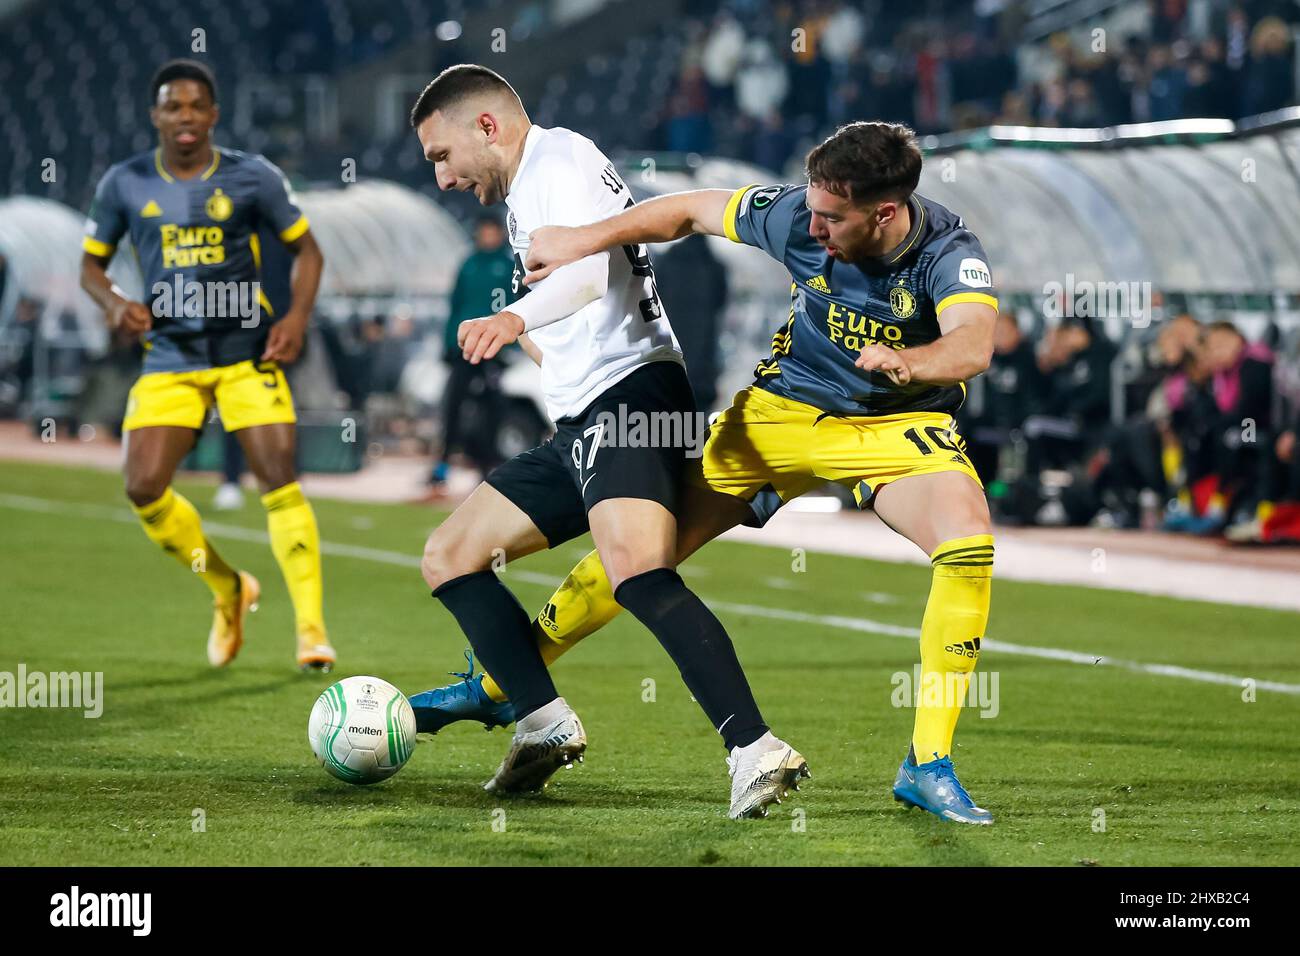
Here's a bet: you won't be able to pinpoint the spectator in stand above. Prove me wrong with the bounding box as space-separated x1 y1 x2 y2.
700 11 746 107
1185 36 1236 116
751 111 794 174
735 39 789 122
1089 314 1200 527
1242 16 1295 115
993 89 1034 125
1228 409 1300 544
664 61 714 154
962 310 1046 483
1147 44 1189 120
424 216 515 499
1023 316 1116 474
1164 320 1274 533
856 56 916 127
1063 76 1105 126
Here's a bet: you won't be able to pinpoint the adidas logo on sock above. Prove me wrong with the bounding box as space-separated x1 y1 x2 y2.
538 601 558 633
944 636 982 659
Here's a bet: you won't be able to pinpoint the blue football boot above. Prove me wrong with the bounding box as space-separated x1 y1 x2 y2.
409 650 516 735
892 745 993 825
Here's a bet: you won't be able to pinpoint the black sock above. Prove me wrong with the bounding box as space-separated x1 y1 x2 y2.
432 570 556 720
614 567 768 751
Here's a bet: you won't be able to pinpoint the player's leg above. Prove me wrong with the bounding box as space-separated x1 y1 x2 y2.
818 411 993 822
125 423 240 603
217 359 332 670
478 481 754 702
412 481 754 736
470 385 803 706
587 493 805 819
122 370 257 667
482 387 807 703
235 420 334 671
873 468 995 824
421 474 588 791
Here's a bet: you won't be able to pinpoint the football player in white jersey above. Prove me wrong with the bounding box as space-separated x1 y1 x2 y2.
408 64 807 817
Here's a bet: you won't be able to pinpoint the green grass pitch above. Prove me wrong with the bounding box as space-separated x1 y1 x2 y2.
1 460 1297 866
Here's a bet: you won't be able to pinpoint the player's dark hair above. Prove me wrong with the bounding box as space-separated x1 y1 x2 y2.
805 122 922 205
409 64 520 128
150 59 217 105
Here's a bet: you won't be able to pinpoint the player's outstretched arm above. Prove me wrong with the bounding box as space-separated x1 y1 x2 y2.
459 251 611 364
523 188 734 284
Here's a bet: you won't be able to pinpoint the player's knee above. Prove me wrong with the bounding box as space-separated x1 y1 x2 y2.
934 494 993 544
125 476 168 508
600 543 669 594
256 466 298 495
420 533 481 591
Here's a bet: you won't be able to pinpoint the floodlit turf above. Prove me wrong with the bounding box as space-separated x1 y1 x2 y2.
1 459 1297 866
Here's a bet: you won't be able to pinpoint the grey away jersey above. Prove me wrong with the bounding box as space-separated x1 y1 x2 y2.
722 183 998 416
83 147 309 372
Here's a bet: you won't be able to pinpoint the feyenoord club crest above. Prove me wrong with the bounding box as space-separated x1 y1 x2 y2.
205 188 233 222
890 283 916 318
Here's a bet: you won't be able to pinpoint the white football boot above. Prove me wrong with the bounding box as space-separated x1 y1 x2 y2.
726 732 811 820
484 696 587 794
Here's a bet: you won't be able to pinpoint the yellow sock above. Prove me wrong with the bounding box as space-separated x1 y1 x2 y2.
133 487 239 602
912 534 993 762
262 481 325 638
480 549 622 702
1257 500 1275 523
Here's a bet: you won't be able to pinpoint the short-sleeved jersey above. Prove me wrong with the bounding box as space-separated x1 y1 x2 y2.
83 147 310 372
506 125 681 421
722 183 998 416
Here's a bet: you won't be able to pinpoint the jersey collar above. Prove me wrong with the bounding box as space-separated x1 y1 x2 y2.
872 195 926 267
154 147 221 184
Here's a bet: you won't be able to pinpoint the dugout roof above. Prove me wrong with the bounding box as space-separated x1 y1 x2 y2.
918 127 1300 296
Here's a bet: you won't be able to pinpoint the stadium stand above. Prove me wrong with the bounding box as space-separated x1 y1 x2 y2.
1 0 1299 540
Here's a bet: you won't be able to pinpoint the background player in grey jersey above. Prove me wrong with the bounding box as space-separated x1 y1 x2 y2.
79 60 334 673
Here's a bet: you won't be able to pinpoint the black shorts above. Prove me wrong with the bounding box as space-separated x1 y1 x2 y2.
486 360 697 548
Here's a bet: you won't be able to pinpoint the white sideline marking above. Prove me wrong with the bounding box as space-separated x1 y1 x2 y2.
3 492 1298 696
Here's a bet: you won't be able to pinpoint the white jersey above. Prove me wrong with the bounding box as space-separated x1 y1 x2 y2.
505 125 682 421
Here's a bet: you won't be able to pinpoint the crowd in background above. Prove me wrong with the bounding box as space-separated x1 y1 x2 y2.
961 311 1300 543
659 0 1299 174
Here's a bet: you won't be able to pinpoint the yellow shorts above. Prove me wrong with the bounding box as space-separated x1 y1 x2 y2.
122 360 296 432
692 385 982 510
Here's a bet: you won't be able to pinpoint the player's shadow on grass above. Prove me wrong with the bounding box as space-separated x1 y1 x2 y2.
289 774 721 813
886 805 994 865
106 668 251 692
98 672 306 722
